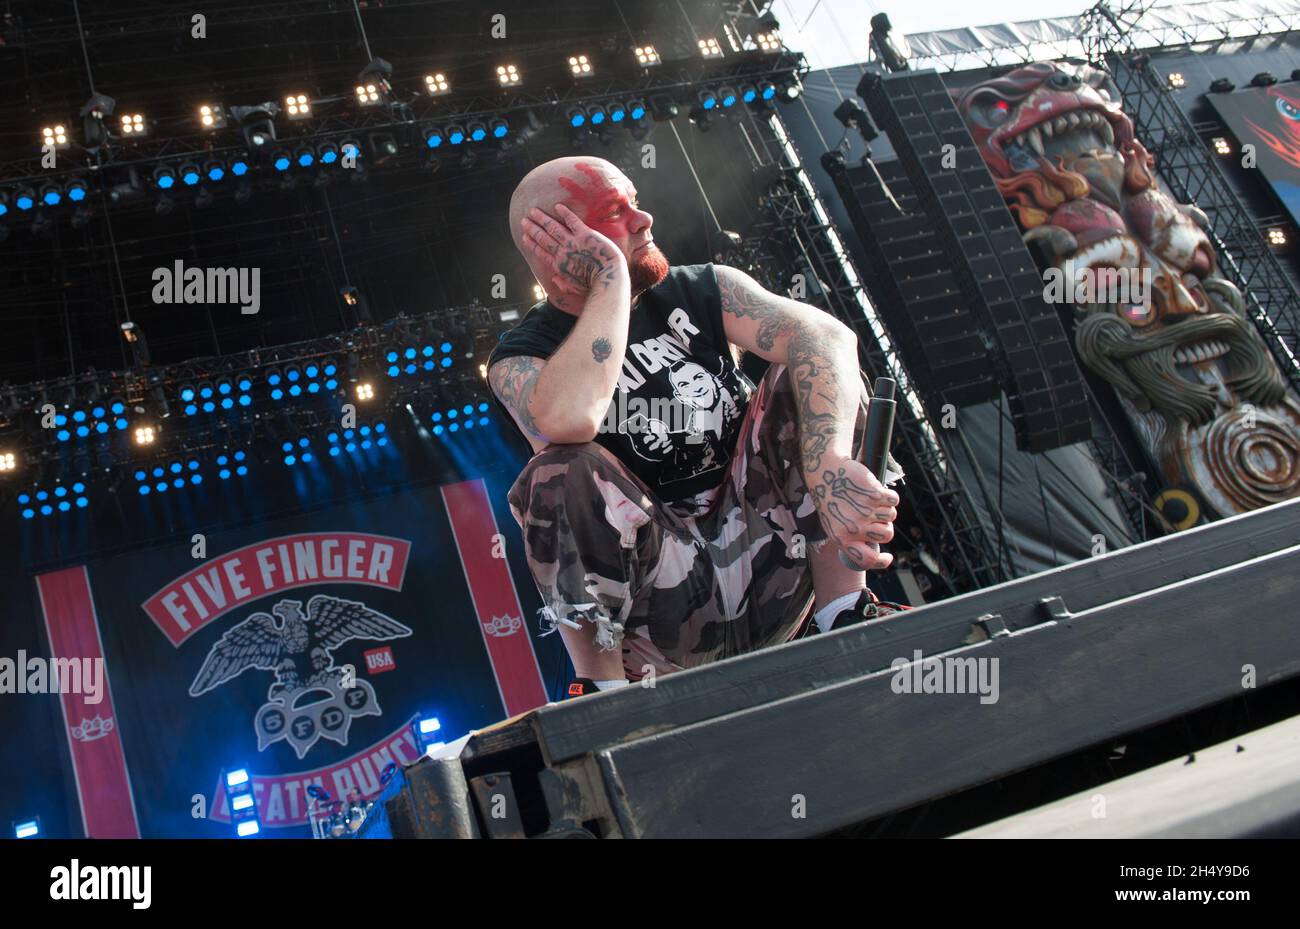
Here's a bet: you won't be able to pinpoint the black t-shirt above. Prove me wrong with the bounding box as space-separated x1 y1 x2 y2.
488 263 754 510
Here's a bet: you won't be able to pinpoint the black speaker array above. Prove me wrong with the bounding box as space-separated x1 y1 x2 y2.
847 69 1092 453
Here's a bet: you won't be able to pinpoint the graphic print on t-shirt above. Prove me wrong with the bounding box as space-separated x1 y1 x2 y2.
619 354 743 485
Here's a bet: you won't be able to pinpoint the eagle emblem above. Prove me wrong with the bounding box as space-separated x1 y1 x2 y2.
189 595 413 759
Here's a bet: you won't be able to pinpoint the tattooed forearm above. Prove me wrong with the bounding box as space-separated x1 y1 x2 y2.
488 356 545 438
788 326 859 479
591 337 612 363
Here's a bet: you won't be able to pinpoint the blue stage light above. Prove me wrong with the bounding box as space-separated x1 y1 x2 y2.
449 422 459 432
448 408 458 419
58 500 70 512
76 426 89 438
219 469 231 480
221 398 234 409
388 365 399 378
375 422 386 433
491 118 509 138
68 182 88 202
234 451 246 461
297 151 314 167
191 475 202 485
478 402 489 412
284 455 296 466
344 442 356 452
203 402 215 413
271 388 283 401
16 192 35 210
423 360 435 371
40 505 53 515
405 363 416 375
238 377 252 391
273 154 291 171
138 485 150 495
173 478 184 488
17 494 29 505
289 384 302 397
115 418 128 430
236 465 248 476
43 189 62 206
431 412 442 422
207 165 225 182
231 160 249 176
181 387 195 402
432 424 444 435
440 341 452 353
226 769 250 788
286 368 300 382
329 447 340 457
441 357 452 368
479 416 489 425
448 126 465 144
54 486 67 497
14 820 39 839
55 430 69 442
35 491 48 501
21 509 34 519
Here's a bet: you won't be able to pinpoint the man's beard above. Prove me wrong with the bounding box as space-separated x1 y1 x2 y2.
630 244 670 295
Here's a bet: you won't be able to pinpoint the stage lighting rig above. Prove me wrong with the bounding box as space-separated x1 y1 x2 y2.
755 30 781 53
119 113 148 137
356 57 394 107
0 451 16 472
496 63 521 87
284 93 312 121
635 44 660 67
869 14 910 72
699 37 723 58
569 54 594 78
79 92 116 149
41 124 70 151
1166 72 1186 89
40 184 62 207
650 95 679 121
424 72 451 96
198 103 228 129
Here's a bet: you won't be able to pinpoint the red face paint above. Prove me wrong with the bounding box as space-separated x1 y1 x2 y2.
556 162 651 249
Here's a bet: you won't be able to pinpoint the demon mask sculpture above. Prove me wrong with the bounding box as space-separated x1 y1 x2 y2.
956 61 1300 524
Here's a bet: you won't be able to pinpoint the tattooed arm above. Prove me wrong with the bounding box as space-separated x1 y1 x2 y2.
716 264 899 569
502 202 631 443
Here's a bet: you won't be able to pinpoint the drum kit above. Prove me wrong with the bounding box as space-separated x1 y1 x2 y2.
307 785 371 839
305 764 397 839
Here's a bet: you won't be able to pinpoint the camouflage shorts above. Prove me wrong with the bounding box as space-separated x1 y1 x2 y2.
507 363 897 678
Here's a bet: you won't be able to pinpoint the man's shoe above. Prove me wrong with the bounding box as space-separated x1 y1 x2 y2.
565 677 600 698
829 588 911 631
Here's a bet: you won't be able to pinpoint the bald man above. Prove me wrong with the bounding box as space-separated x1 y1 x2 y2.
488 156 906 697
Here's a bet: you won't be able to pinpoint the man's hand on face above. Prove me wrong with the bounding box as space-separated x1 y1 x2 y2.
808 456 900 571
520 203 627 301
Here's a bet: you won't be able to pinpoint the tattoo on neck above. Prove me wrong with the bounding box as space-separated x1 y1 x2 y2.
591 337 612 363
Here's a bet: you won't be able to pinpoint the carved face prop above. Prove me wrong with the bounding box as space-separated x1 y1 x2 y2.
956 62 1286 427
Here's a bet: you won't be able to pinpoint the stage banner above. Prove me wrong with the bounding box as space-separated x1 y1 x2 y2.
32 476 549 837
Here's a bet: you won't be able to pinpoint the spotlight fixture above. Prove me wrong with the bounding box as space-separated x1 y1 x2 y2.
1267 227 1288 246
496 64 520 86
446 124 467 144
1209 78 1235 93
423 126 444 148
120 113 147 136
14 188 36 211
1167 72 1186 89
66 179 88 202
780 76 803 101
79 92 117 149
756 30 781 53
357 57 393 106
356 382 375 401
1251 72 1278 87
568 54 593 77
133 425 157 446
566 106 587 128
489 117 509 139
586 104 607 127
231 102 280 149
699 37 723 58
317 141 340 165
834 98 879 143
41 124 70 150
39 183 62 207
179 163 201 186
869 13 910 72
198 103 228 129
718 86 739 108
650 95 679 121
0 451 16 472
635 45 660 66
204 160 226 182
424 72 450 96
467 120 488 142
284 93 312 120
152 165 176 190
1211 137 1232 155
697 88 719 111
355 83 382 105
120 320 151 366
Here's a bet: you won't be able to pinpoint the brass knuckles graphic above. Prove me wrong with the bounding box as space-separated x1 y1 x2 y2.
255 677 381 760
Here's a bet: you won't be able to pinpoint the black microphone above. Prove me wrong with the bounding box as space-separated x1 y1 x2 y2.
838 377 897 571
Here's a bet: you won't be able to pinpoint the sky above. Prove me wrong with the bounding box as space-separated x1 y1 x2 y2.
770 0 1098 70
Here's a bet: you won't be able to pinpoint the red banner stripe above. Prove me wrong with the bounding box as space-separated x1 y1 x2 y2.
441 479 548 716
36 566 141 839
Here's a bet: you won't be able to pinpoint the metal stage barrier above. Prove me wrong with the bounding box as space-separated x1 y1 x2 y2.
359 498 1300 838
